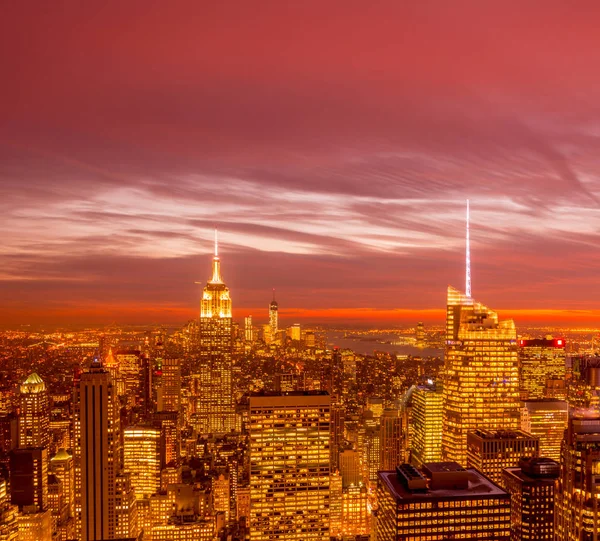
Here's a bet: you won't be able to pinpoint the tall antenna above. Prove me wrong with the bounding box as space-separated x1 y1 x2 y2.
465 199 471 298
214 228 219 257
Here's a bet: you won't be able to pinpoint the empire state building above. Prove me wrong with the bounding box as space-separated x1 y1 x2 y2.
192 232 236 434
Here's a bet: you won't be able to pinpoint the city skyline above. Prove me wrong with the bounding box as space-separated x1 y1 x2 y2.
3 2 600 327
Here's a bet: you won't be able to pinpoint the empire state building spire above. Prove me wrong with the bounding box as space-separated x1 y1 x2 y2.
465 199 471 298
210 228 223 284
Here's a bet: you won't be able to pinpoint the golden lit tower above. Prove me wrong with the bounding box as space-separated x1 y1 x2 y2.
18 373 50 450
195 229 236 434
442 288 520 465
269 290 278 343
442 203 520 465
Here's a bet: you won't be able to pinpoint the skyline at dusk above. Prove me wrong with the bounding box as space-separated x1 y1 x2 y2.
3 2 600 326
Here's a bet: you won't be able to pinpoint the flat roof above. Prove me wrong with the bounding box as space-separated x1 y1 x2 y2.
503 467 558 485
249 391 330 408
379 469 508 502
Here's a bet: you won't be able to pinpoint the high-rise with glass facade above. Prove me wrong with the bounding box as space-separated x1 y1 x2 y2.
248 392 330 540
520 399 568 462
442 286 520 465
411 381 443 467
518 337 566 400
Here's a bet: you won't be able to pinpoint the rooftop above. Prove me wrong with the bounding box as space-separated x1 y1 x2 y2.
379 463 507 501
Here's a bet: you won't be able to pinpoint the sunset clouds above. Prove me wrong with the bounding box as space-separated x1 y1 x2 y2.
2 1 600 326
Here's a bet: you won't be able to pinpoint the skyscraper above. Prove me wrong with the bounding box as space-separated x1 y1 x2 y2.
269 290 278 343
248 392 330 540
76 358 137 540
555 413 600 540
442 286 520 465
502 457 559 541
379 409 407 471
518 337 566 400
411 381 443 467
18 373 50 450
123 426 161 499
195 231 236 435
157 358 181 414
244 315 253 343
520 399 568 462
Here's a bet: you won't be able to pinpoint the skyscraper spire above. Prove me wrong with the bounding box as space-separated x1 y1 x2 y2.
272 288 276 302
465 199 471 298
210 228 222 283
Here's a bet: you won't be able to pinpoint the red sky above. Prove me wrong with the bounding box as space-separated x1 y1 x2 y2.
2 1 600 327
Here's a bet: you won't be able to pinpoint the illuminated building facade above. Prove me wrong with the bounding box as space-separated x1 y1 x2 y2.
555 414 600 540
269 291 278 343
123 426 161 499
415 321 425 348
520 399 568 462
248 392 330 540
466 429 539 484
502 457 559 541
49 449 73 519
18 373 50 450
244 316 253 343
364 424 381 483
442 286 520 465
16 510 52 541
411 381 443 467
157 358 181 414
376 462 510 540
195 233 236 434
518 337 566 400
341 484 369 537
288 324 301 341
0 479 18 541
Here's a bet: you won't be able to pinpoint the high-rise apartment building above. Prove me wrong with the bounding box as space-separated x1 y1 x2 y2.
411 381 443 467
555 413 600 540
195 233 236 435
123 426 161 499
75 358 137 541
442 286 520 465
248 392 330 540
466 429 539 484
376 462 511 540
502 457 559 541
518 337 566 400
18 373 50 450
520 399 568 461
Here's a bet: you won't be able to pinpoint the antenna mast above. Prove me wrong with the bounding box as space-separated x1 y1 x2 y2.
466 199 471 298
